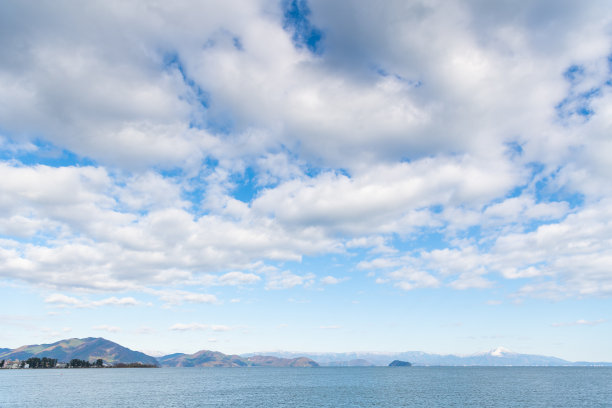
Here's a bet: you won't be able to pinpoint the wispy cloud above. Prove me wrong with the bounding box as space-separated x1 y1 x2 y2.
45 294 142 308
169 323 232 332
45 294 81 307
265 271 315 290
134 326 156 335
91 297 141 307
93 325 121 333
551 319 606 327
145 290 218 306
320 276 348 285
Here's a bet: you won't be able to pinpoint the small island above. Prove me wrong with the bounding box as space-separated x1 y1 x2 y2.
389 360 412 367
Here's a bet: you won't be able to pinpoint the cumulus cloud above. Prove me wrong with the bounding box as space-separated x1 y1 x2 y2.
376 267 441 291
0 0 611 305
361 197 612 297
252 156 521 235
0 162 336 292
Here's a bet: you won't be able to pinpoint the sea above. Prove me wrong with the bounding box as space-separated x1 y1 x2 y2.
1 366 611 407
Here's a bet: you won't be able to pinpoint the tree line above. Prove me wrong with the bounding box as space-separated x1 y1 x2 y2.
1 357 155 368
69 358 104 368
0 357 105 368
26 357 58 368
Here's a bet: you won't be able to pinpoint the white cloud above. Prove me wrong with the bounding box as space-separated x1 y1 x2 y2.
252 157 521 235
217 271 261 286
551 319 606 327
135 327 156 335
320 276 348 285
170 323 209 331
210 325 232 332
483 196 570 224
364 198 612 297
1 0 610 177
265 271 316 290
169 323 231 332
44 294 141 308
152 290 218 306
0 0 611 309
44 294 82 307
0 162 340 292
345 236 397 254
93 325 121 333
90 297 140 307
385 267 441 291
493 199 612 298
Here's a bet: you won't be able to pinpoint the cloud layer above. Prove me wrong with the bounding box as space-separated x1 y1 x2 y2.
1 0 611 306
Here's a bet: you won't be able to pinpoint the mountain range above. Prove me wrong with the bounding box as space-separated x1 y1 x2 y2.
0 338 318 367
2 338 610 367
245 347 612 366
156 350 318 367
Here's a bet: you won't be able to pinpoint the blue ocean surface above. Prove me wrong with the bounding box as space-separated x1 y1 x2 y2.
1 366 611 407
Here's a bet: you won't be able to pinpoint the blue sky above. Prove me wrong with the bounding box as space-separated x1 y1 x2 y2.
1 0 612 361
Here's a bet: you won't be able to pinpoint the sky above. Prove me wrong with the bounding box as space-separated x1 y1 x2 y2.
1 0 611 362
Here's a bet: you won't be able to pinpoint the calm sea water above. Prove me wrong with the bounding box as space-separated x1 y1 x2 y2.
1 367 611 407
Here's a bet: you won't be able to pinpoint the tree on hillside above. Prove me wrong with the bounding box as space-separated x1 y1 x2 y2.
96 359 104 367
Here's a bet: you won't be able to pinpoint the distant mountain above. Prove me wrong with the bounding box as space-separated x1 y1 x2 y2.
327 359 375 367
3 339 610 367
156 353 185 365
246 355 318 367
159 350 319 367
247 347 612 367
0 337 158 366
243 351 402 366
